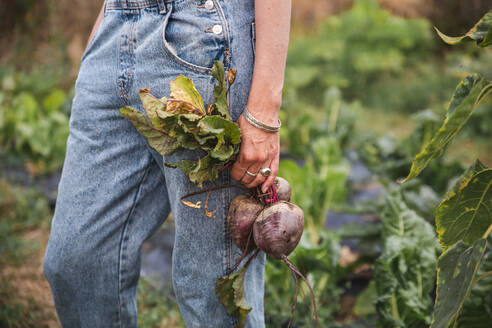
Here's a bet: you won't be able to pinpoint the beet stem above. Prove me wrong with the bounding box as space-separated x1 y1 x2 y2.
281 255 319 326
181 184 248 201
286 269 299 328
227 247 260 276
227 228 255 275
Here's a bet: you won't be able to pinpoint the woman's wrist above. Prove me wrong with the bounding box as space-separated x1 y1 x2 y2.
242 107 281 133
245 89 282 125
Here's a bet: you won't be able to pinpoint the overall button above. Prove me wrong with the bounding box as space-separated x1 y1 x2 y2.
204 0 214 10
212 24 223 35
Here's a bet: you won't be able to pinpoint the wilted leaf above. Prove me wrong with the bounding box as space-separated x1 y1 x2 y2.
434 10 492 47
211 61 231 120
138 88 169 120
203 191 216 219
401 74 492 183
120 106 179 155
375 192 440 328
431 239 487 328
167 75 206 115
437 161 492 248
181 200 201 209
228 68 237 85
216 266 251 328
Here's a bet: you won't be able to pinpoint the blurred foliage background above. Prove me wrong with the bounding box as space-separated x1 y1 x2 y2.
1 0 491 327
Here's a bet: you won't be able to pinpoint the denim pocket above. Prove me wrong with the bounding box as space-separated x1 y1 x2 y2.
161 1 225 74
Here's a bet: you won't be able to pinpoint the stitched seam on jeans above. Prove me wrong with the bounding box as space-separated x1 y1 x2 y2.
212 0 231 68
224 169 232 274
117 14 137 105
117 159 152 327
226 170 239 327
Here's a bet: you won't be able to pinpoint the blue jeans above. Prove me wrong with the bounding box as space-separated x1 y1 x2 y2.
43 0 265 327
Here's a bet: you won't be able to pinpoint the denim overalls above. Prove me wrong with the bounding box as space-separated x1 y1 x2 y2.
43 0 265 326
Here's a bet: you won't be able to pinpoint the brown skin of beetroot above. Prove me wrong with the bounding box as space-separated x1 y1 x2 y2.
274 176 291 201
253 201 304 259
227 194 264 253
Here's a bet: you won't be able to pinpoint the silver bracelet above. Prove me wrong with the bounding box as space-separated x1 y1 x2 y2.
242 107 281 133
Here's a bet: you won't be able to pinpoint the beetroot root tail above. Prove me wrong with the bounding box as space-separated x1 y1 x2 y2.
281 255 319 326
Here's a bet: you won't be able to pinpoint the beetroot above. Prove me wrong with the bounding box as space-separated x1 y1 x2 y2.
273 176 291 201
252 200 316 325
227 194 263 253
193 182 317 326
253 201 304 259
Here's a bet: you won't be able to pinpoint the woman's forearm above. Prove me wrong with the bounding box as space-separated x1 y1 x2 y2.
86 4 105 49
247 0 292 125
230 0 291 191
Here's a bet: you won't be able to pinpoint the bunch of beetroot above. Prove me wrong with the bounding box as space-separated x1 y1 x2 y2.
217 177 318 328
121 62 316 326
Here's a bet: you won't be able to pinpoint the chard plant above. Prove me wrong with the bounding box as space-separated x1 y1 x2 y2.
398 10 492 328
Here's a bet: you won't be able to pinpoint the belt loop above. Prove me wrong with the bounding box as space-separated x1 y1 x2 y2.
157 0 167 14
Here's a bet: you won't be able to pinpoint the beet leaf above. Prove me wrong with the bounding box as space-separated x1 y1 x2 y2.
216 265 251 328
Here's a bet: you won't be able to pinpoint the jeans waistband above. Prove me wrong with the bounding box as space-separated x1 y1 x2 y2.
105 0 174 13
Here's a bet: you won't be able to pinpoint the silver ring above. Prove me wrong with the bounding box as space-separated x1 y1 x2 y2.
246 170 257 177
260 167 272 177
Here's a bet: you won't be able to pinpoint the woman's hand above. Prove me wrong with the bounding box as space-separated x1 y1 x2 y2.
231 0 291 193
231 113 279 193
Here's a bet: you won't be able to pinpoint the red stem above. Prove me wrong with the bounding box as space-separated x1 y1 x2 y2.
181 184 248 201
286 269 299 328
281 255 319 326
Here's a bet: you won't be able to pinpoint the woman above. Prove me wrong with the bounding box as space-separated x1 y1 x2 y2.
43 0 291 326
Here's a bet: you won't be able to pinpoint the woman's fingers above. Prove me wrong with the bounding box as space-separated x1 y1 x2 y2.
244 161 269 188
231 158 249 181
241 163 261 185
261 155 279 193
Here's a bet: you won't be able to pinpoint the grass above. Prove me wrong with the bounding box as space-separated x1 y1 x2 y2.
0 180 58 327
0 179 186 327
138 278 185 328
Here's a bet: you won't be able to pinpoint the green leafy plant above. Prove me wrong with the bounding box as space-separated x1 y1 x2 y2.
284 0 459 113
434 10 492 47
0 69 70 172
120 61 240 187
137 277 185 328
258 137 349 327
279 136 349 243
264 230 342 327
0 179 51 266
401 74 492 183
0 180 56 327
374 192 440 328
397 11 492 328
216 264 251 328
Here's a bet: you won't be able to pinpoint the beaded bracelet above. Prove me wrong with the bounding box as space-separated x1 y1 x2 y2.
242 107 281 133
